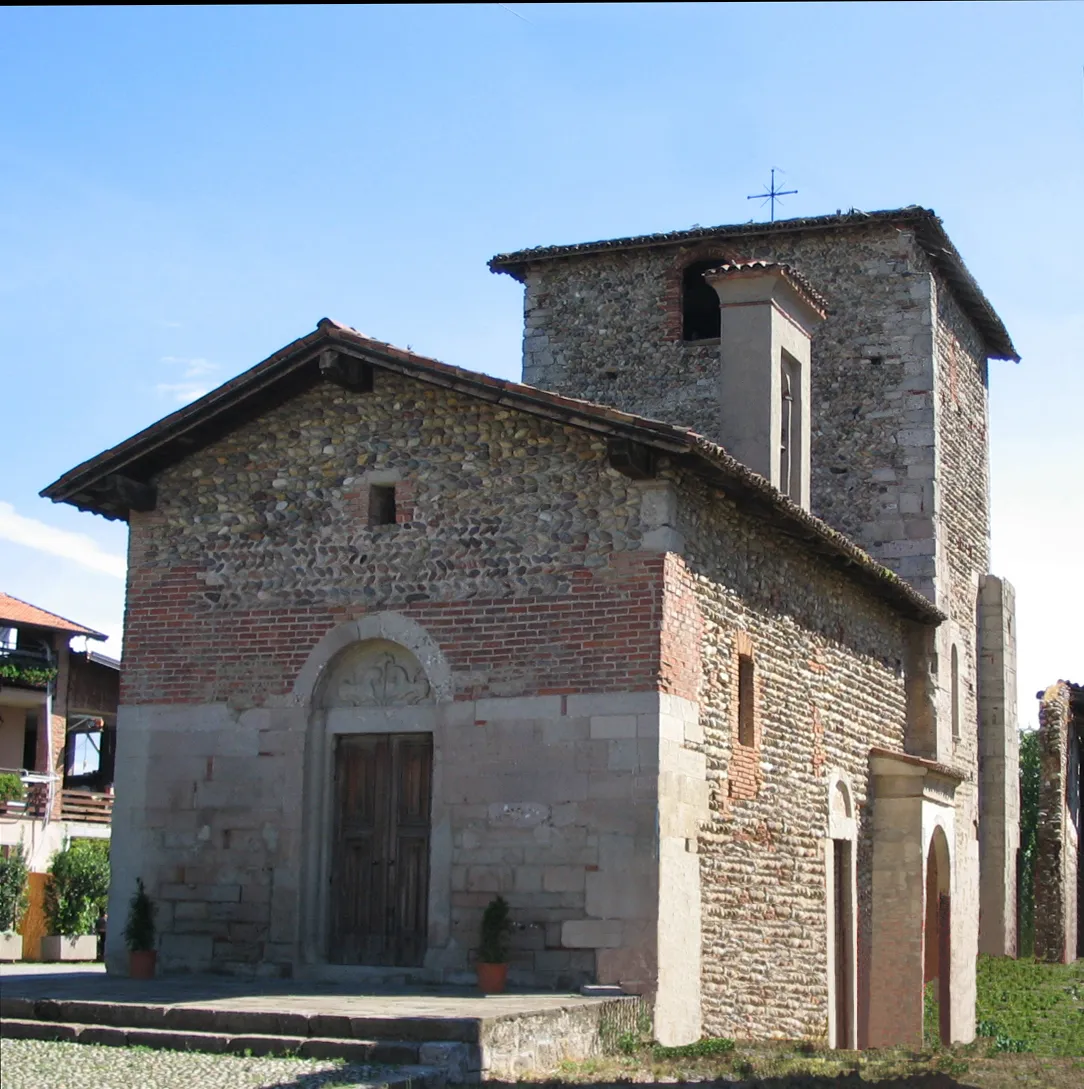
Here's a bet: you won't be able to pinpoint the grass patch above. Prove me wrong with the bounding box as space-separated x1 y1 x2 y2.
651 1035 735 1059
976 954 1084 1056
537 955 1083 1088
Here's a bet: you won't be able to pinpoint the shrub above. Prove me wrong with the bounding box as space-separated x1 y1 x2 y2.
44 839 110 937
478 895 511 964
0 773 25 805
123 878 156 952
0 843 30 933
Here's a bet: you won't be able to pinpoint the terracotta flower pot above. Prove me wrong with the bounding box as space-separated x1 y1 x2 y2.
129 949 157 979
476 961 508 994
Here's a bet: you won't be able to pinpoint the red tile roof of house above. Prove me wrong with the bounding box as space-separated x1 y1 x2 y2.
0 592 106 639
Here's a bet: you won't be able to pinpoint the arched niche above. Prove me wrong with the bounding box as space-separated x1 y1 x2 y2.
827 771 857 840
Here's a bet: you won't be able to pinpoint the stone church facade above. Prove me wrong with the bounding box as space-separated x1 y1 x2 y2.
44 207 1019 1049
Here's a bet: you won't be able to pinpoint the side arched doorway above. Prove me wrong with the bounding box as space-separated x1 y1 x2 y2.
827 772 858 1049
925 826 951 1045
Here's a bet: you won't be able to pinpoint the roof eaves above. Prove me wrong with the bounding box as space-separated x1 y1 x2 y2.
42 320 945 626
489 207 1018 362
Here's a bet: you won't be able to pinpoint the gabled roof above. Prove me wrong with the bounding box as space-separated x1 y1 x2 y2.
489 206 1018 362
41 319 944 624
0 592 106 640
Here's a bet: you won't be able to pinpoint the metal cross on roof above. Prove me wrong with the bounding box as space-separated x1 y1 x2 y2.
747 169 797 222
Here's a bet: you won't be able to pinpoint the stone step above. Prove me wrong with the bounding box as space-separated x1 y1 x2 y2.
0 996 480 1043
0 1018 453 1086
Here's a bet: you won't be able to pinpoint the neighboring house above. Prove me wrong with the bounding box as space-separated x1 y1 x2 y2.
0 593 117 875
43 207 1019 1049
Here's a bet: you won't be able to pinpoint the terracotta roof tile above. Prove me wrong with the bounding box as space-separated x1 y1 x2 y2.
0 592 106 639
703 261 829 317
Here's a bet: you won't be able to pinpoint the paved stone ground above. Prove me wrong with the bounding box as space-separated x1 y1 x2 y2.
0 1038 410 1089
0 963 602 1019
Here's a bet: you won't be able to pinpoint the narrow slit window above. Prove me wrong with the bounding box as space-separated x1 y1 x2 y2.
369 485 397 527
950 644 960 743
738 654 755 747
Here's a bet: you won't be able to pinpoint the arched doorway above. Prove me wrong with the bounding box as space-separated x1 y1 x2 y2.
924 826 951 1044
295 614 452 971
827 773 857 1049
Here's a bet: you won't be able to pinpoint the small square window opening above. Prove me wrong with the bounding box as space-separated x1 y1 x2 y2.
369 485 397 527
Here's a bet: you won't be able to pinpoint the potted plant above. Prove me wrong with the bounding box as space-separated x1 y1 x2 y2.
42 839 109 962
476 894 511 994
124 878 157 978
0 773 25 815
0 843 29 960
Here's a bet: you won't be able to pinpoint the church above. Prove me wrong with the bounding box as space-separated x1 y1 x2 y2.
43 206 1020 1049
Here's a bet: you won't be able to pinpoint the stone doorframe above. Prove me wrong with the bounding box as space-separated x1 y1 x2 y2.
825 769 858 1049
293 613 453 970
867 747 964 1048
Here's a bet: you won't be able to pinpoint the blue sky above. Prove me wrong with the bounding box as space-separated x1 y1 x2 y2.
1 3 1081 726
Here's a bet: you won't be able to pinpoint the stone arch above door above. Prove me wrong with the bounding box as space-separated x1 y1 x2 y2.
321 640 433 708
291 612 453 705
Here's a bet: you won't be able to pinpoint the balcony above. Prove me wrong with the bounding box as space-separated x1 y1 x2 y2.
60 788 113 824
0 648 56 691
0 771 113 824
0 772 48 818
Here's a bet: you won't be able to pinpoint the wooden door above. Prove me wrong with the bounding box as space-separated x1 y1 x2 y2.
331 733 432 966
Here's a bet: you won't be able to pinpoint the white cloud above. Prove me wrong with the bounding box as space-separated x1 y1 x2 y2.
0 502 126 579
156 355 220 402
161 355 218 378
156 382 211 403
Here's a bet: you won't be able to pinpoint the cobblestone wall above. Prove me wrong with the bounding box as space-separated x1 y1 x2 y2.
669 468 914 1040
123 371 656 706
516 223 942 589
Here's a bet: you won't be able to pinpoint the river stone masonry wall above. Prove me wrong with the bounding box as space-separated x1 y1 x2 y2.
109 361 928 1040
668 468 914 1041
511 221 1016 1040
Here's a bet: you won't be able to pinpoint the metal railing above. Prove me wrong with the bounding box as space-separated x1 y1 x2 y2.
0 647 56 690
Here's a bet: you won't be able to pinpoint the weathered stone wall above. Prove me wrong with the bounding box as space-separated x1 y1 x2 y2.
517 224 941 592
931 277 993 1032
668 468 915 1041
111 372 684 982
514 222 1008 1039
978 575 1019 956
122 371 657 707
1035 681 1082 963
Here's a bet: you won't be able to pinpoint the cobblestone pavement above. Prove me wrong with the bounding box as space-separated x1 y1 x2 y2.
0 1038 402 1089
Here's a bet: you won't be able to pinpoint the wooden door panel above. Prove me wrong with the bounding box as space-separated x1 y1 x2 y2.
331 732 431 967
